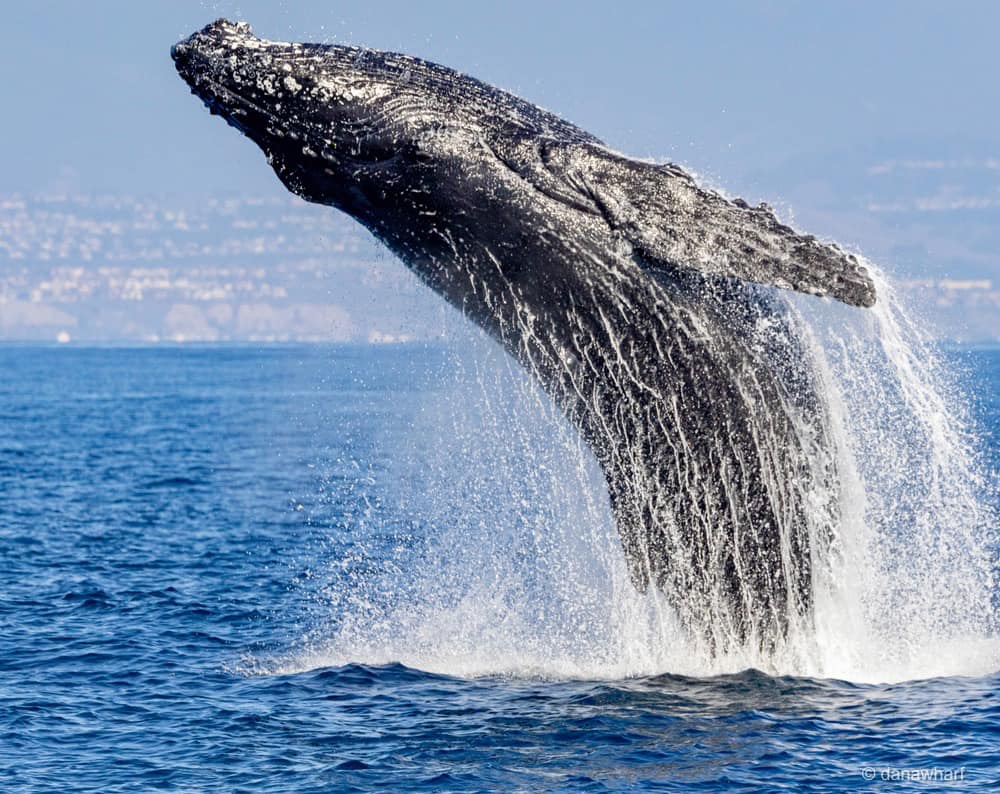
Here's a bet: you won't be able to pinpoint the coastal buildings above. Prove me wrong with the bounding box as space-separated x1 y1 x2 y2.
1 192 997 343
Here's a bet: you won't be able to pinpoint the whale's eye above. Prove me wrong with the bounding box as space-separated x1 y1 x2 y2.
410 143 433 165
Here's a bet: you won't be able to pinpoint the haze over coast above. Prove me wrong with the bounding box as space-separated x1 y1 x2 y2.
2 155 997 345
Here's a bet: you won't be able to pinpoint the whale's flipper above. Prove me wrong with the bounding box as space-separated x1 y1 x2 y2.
503 139 876 308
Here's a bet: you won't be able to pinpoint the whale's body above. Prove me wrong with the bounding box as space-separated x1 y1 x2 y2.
174 20 874 649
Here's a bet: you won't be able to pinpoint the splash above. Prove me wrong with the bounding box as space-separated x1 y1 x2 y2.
267 264 997 684
804 266 997 681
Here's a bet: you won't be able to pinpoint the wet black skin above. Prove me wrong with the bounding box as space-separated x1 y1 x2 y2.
174 20 874 650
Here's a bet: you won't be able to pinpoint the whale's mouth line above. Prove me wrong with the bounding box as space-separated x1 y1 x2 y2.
181 67 411 171
181 70 344 166
182 70 284 137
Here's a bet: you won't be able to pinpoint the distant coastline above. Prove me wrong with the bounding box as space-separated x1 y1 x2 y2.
2 192 997 344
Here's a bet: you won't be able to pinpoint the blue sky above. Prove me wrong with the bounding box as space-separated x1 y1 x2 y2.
3 1 998 198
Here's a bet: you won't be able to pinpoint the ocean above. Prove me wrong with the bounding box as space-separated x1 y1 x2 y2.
1 340 997 791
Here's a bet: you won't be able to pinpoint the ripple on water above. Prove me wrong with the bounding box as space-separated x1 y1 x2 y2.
0 345 996 791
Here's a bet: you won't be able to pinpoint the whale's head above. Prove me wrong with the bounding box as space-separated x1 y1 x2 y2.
174 19 877 308
172 19 505 223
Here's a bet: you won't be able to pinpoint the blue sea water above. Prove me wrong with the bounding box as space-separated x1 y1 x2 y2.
0 343 997 792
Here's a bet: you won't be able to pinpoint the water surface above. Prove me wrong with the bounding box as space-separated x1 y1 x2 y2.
1 344 996 791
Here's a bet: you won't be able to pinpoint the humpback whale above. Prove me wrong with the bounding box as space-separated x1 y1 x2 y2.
173 20 875 650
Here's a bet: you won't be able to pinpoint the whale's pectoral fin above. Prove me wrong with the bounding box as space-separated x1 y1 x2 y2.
537 140 876 308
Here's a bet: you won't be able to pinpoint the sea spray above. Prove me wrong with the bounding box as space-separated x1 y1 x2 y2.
278 267 997 683
805 265 997 680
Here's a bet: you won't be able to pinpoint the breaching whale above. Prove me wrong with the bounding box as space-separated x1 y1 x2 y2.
173 20 875 650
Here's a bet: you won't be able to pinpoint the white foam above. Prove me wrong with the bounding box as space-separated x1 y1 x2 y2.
261 266 997 684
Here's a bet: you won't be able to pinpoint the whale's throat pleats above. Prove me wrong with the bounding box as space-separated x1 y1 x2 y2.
513 266 837 648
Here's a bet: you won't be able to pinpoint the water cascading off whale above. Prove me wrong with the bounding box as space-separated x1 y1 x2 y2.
173 19 876 651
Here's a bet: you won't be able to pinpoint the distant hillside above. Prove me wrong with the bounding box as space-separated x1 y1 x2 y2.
0 185 996 343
